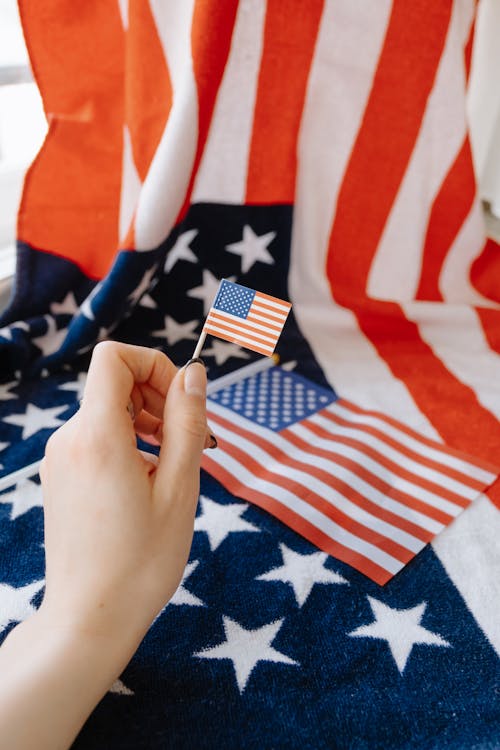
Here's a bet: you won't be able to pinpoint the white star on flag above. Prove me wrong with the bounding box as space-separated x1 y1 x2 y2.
187 270 236 316
202 339 250 365
0 580 45 633
169 561 204 607
59 372 87 400
0 321 30 341
0 382 17 401
50 291 79 316
226 225 276 273
151 316 199 346
0 441 8 470
32 316 68 356
3 403 67 440
194 616 298 693
257 544 349 607
127 264 159 307
348 596 450 673
80 282 104 321
0 478 43 520
194 496 260 551
109 679 134 696
164 228 199 273
138 293 158 309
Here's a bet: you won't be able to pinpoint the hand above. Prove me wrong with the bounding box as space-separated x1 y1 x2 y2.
39 342 208 645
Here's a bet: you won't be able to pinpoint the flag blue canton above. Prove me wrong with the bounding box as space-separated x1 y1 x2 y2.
208 367 336 431
213 280 256 319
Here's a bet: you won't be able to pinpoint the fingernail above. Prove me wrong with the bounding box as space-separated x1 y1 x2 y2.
208 433 218 449
184 359 207 396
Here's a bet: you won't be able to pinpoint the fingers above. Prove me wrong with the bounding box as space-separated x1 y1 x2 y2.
81 342 177 432
154 361 207 505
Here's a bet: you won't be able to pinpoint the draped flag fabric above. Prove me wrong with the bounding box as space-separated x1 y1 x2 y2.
1 0 500 747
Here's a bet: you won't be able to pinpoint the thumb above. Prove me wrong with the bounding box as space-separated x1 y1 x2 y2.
154 359 207 505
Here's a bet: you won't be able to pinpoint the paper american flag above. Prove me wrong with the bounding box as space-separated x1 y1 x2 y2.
202 366 497 585
202 279 291 356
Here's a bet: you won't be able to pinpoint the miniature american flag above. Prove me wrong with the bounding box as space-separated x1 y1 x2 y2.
202 280 291 356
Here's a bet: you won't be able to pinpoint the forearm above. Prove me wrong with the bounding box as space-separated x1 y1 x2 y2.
0 609 142 750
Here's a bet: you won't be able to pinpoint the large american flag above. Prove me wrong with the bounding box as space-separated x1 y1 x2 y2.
202 280 291 356
203 366 496 585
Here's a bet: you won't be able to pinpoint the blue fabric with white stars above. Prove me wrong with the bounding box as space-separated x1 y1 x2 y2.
1 203 499 749
213 279 256 318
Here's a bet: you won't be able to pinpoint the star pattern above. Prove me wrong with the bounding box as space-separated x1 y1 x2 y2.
0 580 45 633
348 597 450 674
187 270 236 316
202 339 250 365
0 478 43 520
0 382 17 401
151 316 199 346
164 229 199 273
109 679 134 696
3 403 67 440
169 561 204 607
0 321 30 342
80 282 104 321
226 225 276 273
50 291 79 316
194 496 260 551
59 372 87 400
257 544 349 607
32 316 68 356
127 264 159 307
194 616 298 693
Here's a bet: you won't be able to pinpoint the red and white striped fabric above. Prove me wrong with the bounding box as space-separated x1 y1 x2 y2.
204 374 497 584
19 1 500 468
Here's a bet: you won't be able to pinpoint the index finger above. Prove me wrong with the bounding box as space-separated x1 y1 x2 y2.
81 342 178 427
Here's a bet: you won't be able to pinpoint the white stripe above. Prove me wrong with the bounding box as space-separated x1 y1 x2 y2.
288 0 440 439
298 418 464 517
213 417 424 553
207 400 443 534
205 325 274 352
315 406 482 499
367 1 475 302
210 444 402 575
439 196 496 305
208 309 279 338
247 310 285 326
134 0 198 249
330 401 496 484
206 314 277 345
118 126 142 244
403 302 500 421
254 295 291 313
433 494 500 655
191 0 267 203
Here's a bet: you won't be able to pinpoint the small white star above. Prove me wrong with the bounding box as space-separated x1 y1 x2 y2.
226 225 276 274
0 382 17 401
0 326 12 341
169 561 204 607
194 496 260 551
80 282 104 321
3 403 67 440
0 321 30 341
138 293 158 309
32 316 67 356
0 442 8 471
348 597 450 674
202 339 250 365
50 291 79 316
0 580 45 633
59 372 87 401
257 544 349 607
0 478 43 520
164 229 199 274
187 271 236 316
151 316 199 346
109 679 134 696
127 264 159 307
194 616 298 693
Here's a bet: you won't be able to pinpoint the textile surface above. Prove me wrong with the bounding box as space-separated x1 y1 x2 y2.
0 1 499 747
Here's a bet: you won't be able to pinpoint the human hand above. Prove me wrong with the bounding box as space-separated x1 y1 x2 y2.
38 342 209 647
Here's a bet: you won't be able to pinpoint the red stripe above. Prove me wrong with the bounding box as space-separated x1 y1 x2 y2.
470 238 500 308
204 328 273 356
208 408 433 552
327 402 491 491
464 9 477 84
205 314 277 347
303 414 468 512
415 137 476 301
176 0 238 222
255 290 292 307
245 0 324 204
207 310 279 339
201 456 395 585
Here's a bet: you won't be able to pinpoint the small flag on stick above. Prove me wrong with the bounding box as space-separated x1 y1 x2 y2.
192 279 291 359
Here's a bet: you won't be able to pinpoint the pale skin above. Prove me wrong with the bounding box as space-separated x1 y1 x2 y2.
0 342 212 750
